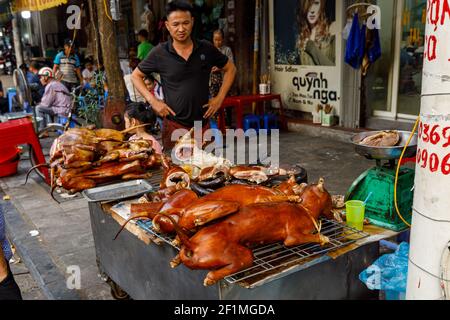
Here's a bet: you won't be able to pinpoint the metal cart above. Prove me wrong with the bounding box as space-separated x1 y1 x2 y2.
88 199 382 300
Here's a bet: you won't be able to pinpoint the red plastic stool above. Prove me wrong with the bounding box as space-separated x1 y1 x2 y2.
400 157 416 165
0 118 50 184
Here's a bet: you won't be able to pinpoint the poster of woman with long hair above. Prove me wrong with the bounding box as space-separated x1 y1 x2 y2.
270 0 341 114
274 0 336 66
297 0 336 65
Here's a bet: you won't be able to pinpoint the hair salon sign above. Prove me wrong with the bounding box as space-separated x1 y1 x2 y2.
269 0 342 116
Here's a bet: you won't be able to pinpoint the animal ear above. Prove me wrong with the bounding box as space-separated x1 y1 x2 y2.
317 177 325 193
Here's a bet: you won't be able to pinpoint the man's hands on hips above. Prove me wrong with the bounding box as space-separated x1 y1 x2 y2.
152 99 176 118
203 95 225 119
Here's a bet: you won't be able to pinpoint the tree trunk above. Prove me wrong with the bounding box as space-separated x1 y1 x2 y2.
95 0 126 100
95 0 127 130
87 0 101 64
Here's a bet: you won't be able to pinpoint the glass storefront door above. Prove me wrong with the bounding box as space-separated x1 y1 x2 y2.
366 0 397 113
368 0 426 121
397 0 426 116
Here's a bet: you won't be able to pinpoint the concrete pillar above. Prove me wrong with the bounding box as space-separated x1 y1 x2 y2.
406 0 450 300
12 13 23 67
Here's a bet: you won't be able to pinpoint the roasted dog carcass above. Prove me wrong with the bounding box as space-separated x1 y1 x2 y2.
26 127 163 200
359 130 400 147
114 176 304 240
170 178 333 286
151 177 303 233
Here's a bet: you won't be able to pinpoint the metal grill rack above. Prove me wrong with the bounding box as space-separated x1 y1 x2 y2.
137 219 181 249
136 218 369 286
224 219 369 285
147 169 164 188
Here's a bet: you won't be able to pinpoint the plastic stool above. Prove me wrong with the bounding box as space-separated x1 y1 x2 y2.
0 118 49 183
7 88 17 112
209 119 223 148
243 114 261 133
262 113 279 130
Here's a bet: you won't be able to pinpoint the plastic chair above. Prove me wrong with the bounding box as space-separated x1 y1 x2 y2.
243 114 261 133
262 113 279 130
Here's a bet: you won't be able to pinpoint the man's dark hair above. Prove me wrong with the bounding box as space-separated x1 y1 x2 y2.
138 29 149 39
165 0 193 18
30 61 41 71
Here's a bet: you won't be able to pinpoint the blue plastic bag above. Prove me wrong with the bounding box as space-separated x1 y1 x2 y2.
359 242 409 294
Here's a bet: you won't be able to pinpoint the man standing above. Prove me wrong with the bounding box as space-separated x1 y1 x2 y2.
137 30 154 61
0 207 22 300
53 39 83 91
35 67 72 130
131 0 236 150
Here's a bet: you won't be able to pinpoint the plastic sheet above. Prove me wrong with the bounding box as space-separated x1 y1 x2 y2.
359 242 409 294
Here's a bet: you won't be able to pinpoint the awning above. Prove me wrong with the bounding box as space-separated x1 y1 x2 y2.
11 0 67 12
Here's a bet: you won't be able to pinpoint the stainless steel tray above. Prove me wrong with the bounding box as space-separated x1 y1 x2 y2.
82 180 153 202
350 131 418 160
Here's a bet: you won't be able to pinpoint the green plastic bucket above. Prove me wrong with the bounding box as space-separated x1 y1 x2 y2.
346 200 365 231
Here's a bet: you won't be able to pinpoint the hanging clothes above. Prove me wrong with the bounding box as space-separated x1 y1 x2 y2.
345 13 363 69
368 28 381 64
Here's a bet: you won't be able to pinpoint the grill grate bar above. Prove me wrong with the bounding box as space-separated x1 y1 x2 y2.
224 220 369 285
135 216 369 287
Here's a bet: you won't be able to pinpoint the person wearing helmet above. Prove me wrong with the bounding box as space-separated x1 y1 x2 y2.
53 39 82 91
35 67 72 130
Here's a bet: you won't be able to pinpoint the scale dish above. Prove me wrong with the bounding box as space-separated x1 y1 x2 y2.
351 131 418 160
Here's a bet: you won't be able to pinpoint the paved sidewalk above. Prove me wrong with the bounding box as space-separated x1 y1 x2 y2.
0 137 112 300
0 131 374 300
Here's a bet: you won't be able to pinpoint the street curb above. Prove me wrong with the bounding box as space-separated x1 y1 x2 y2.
0 190 81 300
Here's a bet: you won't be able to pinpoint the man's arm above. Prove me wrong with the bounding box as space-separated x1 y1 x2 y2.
204 59 236 119
38 87 54 108
131 68 175 117
75 68 83 84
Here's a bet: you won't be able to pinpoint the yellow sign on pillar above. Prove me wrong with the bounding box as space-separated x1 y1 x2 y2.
12 0 68 12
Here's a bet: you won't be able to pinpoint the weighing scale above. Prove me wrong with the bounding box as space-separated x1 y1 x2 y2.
346 131 418 231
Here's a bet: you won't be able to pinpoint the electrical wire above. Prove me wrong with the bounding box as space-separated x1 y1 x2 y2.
440 241 450 300
103 0 113 22
394 116 420 227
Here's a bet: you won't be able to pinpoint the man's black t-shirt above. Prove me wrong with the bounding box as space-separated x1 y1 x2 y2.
137 38 228 127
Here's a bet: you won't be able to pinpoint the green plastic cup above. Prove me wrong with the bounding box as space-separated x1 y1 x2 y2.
345 200 365 231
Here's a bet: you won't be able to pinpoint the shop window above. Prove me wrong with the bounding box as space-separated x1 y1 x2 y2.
396 0 425 116
365 0 396 113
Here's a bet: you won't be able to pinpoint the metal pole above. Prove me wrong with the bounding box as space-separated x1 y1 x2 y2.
252 0 260 112
12 13 23 67
37 12 46 57
406 1 450 300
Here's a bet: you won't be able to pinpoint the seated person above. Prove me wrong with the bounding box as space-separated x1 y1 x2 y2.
35 67 72 130
124 103 162 154
28 61 44 103
0 88 8 114
82 58 96 88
